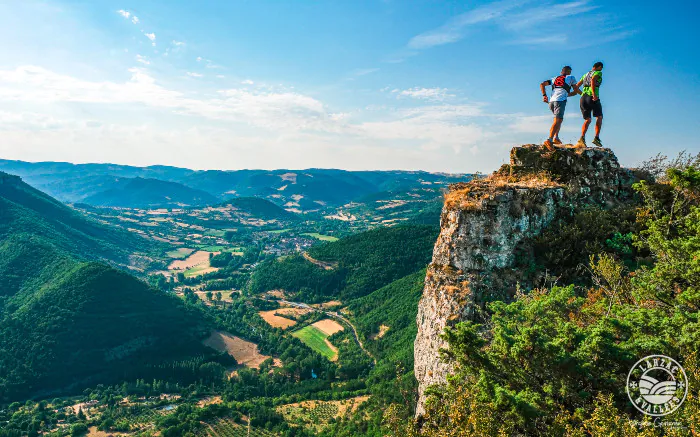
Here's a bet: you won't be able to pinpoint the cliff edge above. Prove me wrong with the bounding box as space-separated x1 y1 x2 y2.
414 144 637 415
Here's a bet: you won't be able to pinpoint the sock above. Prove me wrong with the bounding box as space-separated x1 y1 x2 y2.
548 137 553 142
594 136 600 140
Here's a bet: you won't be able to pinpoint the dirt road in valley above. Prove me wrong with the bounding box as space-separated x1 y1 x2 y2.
264 297 376 364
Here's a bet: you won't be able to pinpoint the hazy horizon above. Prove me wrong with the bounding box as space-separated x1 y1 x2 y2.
0 0 697 173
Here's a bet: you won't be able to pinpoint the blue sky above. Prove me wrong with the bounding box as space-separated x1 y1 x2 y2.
0 0 697 172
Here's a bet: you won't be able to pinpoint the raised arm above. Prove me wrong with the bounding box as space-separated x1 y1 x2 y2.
540 80 551 103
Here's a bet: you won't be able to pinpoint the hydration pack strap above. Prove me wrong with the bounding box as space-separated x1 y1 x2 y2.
552 75 571 93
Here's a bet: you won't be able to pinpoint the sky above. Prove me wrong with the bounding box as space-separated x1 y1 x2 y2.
0 0 697 173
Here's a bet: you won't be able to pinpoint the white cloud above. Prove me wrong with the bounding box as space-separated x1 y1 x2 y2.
216 75 226 79
241 79 254 85
135 54 150 65
508 114 578 134
116 9 130 19
0 65 340 133
502 1 596 31
196 56 203 62
396 87 453 101
145 32 156 45
509 35 566 45
186 72 203 78
0 65 575 172
172 40 185 46
405 0 633 50
408 0 524 49
131 16 139 24
358 104 491 154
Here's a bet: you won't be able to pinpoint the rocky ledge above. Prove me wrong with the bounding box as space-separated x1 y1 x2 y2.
414 144 637 416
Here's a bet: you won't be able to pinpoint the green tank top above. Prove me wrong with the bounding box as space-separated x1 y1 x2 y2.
582 70 602 97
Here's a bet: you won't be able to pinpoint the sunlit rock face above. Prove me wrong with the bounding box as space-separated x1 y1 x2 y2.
414 145 637 416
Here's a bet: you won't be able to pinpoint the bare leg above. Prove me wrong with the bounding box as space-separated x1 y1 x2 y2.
552 118 563 140
549 118 562 139
581 118 592 138
594 116 602 137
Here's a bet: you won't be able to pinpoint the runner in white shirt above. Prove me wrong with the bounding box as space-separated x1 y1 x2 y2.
539 66 581 150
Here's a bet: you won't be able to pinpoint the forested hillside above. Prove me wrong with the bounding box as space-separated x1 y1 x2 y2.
0 172 149 265
223 197 298 221
82 177 217 208
0 172 213 402
248 225 438 301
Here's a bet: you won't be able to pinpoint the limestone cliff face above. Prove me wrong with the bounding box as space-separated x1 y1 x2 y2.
414 145 637 415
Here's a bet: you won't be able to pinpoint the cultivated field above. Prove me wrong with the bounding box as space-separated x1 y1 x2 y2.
302 232 339 242
166 247 195 259
258 307 310 329
203 331 271 369
168 250 219 270
292 324 339 361
184 265 219 278
278 396 370 431
203 418 276 437
259 311 294 329
312 319 344 335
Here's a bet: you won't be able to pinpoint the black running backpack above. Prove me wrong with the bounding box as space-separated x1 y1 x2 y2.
582 71 602 88
552 75 571 93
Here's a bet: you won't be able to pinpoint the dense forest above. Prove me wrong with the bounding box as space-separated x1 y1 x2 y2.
0 172 214 402
248 225 438 301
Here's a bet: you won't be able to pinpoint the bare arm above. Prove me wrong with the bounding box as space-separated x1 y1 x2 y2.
569 83 581 97
540 80 551 103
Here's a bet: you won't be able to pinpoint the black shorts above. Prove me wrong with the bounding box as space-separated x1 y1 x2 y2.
580 94 603 119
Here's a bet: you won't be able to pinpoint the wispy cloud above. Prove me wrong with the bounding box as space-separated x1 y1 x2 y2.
241 79 254 85
0 65 570 171
394 87 453 102
131 16 139 24
509 35 566 45
145 32 156 45
186 72 203 78
135 54 150 65
408 0 526 49
404 0 633 52
502 1 597 31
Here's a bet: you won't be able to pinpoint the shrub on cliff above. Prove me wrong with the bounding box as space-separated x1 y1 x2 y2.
405 165 700 436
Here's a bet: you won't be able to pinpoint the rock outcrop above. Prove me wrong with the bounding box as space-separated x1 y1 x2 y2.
414 144 637 415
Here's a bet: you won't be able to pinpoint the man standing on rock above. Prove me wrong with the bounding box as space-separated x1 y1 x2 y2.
576 61 604 148
540 66 580 150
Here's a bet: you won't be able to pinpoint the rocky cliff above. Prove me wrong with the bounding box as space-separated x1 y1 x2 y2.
414 144 638 415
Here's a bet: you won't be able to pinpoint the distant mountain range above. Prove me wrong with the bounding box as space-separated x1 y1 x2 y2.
0 159 469 210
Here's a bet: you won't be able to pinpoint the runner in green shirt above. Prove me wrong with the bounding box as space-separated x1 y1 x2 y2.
576 62 604 148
